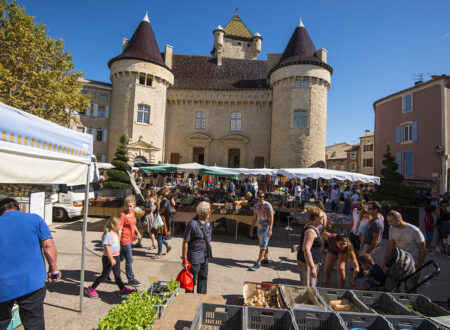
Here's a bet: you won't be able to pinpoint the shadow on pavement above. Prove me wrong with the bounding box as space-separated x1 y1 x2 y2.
54 218 106 232
210 256 257 269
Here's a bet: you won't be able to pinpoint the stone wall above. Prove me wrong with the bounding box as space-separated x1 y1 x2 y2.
222 37 257 60
270 64 330 168
165 88 272 167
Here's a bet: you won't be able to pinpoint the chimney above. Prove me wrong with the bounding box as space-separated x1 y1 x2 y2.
415 81 423 87
365 129 370 135
122 38 129 50
316 48 328 63
164 45 173 69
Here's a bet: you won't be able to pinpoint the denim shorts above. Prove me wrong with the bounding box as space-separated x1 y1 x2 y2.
426 231 434 241
257 227 270 249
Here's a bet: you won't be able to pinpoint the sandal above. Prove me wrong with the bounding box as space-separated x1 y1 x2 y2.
147 245 157 250
133 243 144 248
166 246 172 253
152 254 163 259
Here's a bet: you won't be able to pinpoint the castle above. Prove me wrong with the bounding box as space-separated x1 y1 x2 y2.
75 13 333 168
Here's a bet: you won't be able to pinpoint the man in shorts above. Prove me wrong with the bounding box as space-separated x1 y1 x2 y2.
249 192 274 271
362 201 384 265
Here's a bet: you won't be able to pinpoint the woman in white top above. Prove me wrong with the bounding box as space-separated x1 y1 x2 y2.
251 177 259 195
357 206 371 250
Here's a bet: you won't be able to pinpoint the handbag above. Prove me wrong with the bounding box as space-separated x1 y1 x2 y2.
152 214 164 229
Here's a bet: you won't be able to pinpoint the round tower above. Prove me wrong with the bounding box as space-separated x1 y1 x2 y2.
269 19 332 168
107 13 174 163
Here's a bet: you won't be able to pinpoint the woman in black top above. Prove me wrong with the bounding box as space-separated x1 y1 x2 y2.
435 200 449 253
297 206 324 287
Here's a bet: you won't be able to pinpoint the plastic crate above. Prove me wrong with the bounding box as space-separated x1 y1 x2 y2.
190 303 244 330
244 307 298 330
351 290 417 316
389 293 450 318
316 288 375 314
145 282 180 319
243 282 285 309
340 312 395 330
280 285 330 311
387 316 440 330
291 309 346 330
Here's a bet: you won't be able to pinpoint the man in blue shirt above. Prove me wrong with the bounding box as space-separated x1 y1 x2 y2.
0 198 61 330
182 201 212 294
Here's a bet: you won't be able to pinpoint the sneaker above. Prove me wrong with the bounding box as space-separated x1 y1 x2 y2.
291 245 299 253
249 263 261 271
85 286 99 298
105 277 113 283
436 246 442 253
426 249 434 255
261 259 269 265
119 287 136 296
128 278 141 287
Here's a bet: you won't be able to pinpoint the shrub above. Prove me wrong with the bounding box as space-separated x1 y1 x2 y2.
103 133 132 190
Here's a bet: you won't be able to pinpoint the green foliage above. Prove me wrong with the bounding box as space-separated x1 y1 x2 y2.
372 144 417 206
103 181 132 190
106 169 130 183
111 159 131 172
104 134 132 190
97 291 161 330
167 278 179 293
0 0 89 126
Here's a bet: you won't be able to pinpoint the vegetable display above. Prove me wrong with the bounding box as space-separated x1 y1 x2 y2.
245 288 279 308
328 298 353 312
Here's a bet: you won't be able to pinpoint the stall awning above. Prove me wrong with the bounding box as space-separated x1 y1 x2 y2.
199 167 238 179
277 168 380 184
0 102 93 185
139 165 178 174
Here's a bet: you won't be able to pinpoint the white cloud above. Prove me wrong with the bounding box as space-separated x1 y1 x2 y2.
442 32 450 39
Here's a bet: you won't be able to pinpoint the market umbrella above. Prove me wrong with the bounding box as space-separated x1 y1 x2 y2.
138 165 177 174
199 167 238 179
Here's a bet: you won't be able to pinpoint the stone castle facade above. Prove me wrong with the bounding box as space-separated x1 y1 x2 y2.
74 14 333 168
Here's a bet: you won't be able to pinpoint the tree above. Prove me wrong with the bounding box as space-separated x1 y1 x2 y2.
0 0 88 126
103 134 133 190
371 144 416 206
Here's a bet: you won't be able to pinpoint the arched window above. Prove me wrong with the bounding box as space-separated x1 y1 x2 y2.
134 156 147 163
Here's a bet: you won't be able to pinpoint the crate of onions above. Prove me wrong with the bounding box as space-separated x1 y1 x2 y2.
243 282 285 309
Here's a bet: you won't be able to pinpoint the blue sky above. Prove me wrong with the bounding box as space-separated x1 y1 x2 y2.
16 0 450 146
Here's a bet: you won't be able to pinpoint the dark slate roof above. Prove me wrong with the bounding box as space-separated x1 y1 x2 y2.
108 18 167 69
269 26 333 75
169 54 269 90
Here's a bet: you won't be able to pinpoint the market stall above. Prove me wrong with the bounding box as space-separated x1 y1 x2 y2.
0 101 94 312
277 167 380 184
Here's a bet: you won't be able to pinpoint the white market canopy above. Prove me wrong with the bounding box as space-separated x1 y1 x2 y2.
0 101 93 185
277 168 380 184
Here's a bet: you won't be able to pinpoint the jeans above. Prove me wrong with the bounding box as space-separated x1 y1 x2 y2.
93 256 124 290
343 199 351 214
157 233 169 255
120 243 135 281
187 259 209 294
0 286 46 330
331 201 338 212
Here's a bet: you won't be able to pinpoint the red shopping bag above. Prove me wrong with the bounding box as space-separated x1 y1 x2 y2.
176 261 193 291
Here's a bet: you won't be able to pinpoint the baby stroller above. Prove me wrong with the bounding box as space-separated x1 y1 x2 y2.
384 247 440 293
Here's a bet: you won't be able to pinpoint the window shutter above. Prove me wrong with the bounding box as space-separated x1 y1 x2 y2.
91 128 97 141
71 126 77 131
396 151 402 174
93 104 98 117
396 125 401 143
101 155 107 163
412 121 418 142
105 105 110 118
237 119 241 130
103 129 108 143
85 106 91 116
83 127 88 133
405 151 413 177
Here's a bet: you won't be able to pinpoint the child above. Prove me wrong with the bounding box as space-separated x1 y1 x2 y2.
359 253 386 291
424 204 436 253
85 217 135 298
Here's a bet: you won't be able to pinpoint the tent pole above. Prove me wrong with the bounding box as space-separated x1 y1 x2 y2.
316 179 319 201
79 162 91 313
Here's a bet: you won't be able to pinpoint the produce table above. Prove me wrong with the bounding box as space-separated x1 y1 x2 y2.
153 293 225 329
172 211 254 240
85 206 122 217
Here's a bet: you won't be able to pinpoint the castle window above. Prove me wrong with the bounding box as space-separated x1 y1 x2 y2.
195 111 206 129
146 77 152 86
302 80 309 88
97 105 106 118
99 93 108 99
237 42 242 45
295 79 309 88
137 104 150 124
293 109 308 128
81 90 88 95
139 74 146 85
230 112 242 131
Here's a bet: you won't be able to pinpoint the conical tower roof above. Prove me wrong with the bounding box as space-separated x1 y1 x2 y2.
108 13 166 69
270 21 332 75
223 14 253 40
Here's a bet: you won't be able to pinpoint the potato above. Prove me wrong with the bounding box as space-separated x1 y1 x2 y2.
333 304 352 312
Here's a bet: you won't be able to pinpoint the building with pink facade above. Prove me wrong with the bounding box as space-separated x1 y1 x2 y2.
374 75 450 195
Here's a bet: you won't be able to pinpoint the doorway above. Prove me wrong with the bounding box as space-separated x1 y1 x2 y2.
193 147 205 165
228 149 240 168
